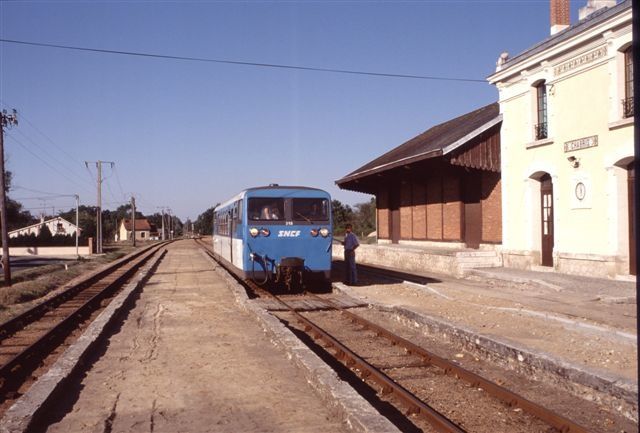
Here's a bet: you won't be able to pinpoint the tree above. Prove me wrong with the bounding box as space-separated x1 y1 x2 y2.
37 223 53 245
331 200 354 235
194 207 215 235
1 171 37 231
59 205 97 243
353 197 376 237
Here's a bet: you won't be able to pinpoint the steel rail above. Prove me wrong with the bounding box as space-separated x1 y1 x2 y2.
308 291 591 433
196 241 466 433
0 243 168 392
0 242 169 340
266 292 466 433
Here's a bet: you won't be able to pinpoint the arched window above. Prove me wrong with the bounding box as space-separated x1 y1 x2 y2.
623 45 633 118
534 81 548 139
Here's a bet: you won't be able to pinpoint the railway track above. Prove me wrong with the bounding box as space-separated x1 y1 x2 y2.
0 241 168 413
197 239 592 433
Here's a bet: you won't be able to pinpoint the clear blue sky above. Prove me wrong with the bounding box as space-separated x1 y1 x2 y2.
1 0 587 221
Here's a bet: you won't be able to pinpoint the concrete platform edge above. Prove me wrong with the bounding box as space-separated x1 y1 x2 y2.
201 252 400 433
334 283 638 420
0 250 167 433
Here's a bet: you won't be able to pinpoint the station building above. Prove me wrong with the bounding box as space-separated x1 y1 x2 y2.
336 103 504 276
488 0 634 278
337 0 634 279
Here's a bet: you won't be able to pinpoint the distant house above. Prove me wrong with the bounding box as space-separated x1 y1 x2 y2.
149 223 159 240
9 216 81 238
118 219 152 241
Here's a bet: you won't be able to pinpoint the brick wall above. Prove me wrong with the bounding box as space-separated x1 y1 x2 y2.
481 172 502 242
412 181 427 239
426 176 443 239
377 186 389 239
372 165 500 246
442 174 462 240
400 181 413 239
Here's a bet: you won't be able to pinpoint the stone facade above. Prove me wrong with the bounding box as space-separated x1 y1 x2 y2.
488 1 634 278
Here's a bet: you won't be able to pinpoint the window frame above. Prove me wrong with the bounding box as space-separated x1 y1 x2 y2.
534 81 548 140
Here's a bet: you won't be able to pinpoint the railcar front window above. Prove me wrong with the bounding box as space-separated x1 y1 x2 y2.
248 198 285 221
292 198 329 222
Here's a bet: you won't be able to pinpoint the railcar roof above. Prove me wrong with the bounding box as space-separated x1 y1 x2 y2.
245 185 325 192
215 185 329 211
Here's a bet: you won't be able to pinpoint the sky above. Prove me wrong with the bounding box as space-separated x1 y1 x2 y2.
1 0 589 222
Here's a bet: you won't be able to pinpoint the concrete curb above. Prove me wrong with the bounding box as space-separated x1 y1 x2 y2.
466 268 565 291
333 282 638 421
200 251 400 433
0 250 167 433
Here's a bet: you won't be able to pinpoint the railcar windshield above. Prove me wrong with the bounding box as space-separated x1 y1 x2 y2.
292 198 329 222
248 198 285 221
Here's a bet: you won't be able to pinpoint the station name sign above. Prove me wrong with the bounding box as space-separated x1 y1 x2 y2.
564 135 598 152
554 46 607 77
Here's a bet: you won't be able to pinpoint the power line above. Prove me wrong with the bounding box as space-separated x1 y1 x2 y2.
112 165 126 199
13 185 76 196
10 127 94 188
12 195 78 200
0 38 487 83
0 101 88 170
5 133 94 194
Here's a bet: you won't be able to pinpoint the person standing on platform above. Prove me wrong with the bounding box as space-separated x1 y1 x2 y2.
342 223 359 285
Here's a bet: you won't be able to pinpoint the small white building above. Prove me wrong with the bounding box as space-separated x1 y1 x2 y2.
9 216 81 238
118 218 152 241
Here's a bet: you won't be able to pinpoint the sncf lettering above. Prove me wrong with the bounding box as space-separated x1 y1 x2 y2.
277 230 301 238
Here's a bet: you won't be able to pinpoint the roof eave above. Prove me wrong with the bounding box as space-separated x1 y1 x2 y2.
336 114 502 187
487 1 631 83
336 149 443 186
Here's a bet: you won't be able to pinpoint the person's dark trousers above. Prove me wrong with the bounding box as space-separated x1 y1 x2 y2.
344 249 357 285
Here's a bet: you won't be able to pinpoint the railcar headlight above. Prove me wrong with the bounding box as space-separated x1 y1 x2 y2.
260 228 271 237
319 228 329 237
249 227 259 237
310 229 319 237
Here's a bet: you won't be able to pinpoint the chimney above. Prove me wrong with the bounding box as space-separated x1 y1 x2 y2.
578 0 616 20
550 0 570 35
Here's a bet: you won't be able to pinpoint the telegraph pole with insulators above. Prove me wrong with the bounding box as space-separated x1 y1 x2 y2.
131 195 136 247
85 161 114 254
0 109 18 286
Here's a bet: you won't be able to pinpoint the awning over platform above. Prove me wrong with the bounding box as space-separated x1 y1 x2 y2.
336 103 501 194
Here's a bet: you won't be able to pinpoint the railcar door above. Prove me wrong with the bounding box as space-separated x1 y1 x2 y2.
228 217 233 265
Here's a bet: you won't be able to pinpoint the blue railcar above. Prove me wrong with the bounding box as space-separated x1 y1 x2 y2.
212 185 332 290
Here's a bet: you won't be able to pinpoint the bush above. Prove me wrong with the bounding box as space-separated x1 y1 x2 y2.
7 231 84 247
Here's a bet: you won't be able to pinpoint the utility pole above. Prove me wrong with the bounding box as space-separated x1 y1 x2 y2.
168 208 173 240
75 194 79 258
131 196 136 247
85 161 114 254
161 208 165 241
0 109 18 286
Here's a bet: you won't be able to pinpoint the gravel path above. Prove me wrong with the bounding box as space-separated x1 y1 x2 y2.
42 241 350 433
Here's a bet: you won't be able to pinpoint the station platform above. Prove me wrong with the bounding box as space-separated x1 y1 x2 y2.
17 240 636 431
39 241 360 433
333 242 502 278
333 257 637 419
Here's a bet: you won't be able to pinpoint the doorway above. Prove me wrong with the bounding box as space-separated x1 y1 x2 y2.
464 173 482 249
540 174 554 267
628 163 636 275
390 192 400 244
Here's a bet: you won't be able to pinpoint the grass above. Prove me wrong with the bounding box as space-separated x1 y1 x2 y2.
0 244 137 323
